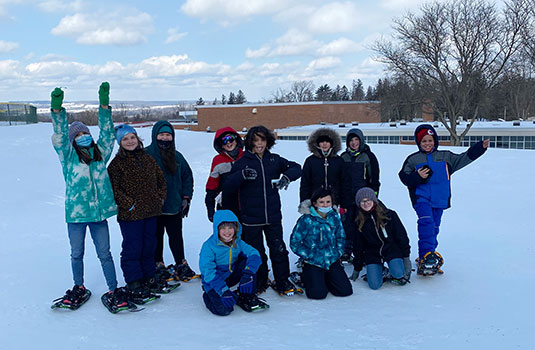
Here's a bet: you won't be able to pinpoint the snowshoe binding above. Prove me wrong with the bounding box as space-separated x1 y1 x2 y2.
51 285 91 310
126 281 160 305
101 287 142 313
235 291 269 312
417 251 444 276
147 275 180 294
271 278 304 296
289 271 305 289
362 265 391 282
167 261 200 282
340 252 354 264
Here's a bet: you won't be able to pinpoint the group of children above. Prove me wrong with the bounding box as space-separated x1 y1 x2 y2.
51 84 489 315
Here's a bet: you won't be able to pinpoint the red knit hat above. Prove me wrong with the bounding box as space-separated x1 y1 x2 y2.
416 127 434 145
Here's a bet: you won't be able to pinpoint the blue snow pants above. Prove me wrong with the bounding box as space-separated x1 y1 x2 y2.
414 202 444 258
118 216 157 283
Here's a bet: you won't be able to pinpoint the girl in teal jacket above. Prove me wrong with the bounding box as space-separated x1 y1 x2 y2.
50 84 124 310
290 188 352 299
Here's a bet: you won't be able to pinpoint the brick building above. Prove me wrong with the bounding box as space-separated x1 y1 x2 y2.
193 101 382 131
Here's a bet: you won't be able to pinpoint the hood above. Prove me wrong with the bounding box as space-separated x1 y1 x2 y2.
298 199 337 218
151 120 176 145
307 128 342 157
213 127 244 153
414 124 438 152
345 128 365 152
212 209 242 241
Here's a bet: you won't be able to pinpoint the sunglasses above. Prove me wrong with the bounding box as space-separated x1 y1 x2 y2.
222 134 237 145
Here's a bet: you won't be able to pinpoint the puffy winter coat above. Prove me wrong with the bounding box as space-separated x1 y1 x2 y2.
205 127 244 215
290 200 346 270
145 121 193 215
353 204 410 271
199 210 261 296
340 128 381 196
51 107 117 223
300 128 348 206
107 149 167 221
398 124 487 208
223 150 302 225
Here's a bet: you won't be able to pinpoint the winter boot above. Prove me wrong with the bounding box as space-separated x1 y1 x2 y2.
127 280 159 304
417 252 441 276
101 287 134 313
289 271 304 288
146 275 180 294
236 291 269 312
51 285 91 310
272 278 304 296
169 260 200 282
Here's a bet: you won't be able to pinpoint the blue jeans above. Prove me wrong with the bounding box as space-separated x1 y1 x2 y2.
414 202 444 258
366 258 405 290
67 220 118 291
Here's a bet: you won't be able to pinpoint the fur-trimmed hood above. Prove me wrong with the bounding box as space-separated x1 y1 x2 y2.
307 128 342 158
298 199 339 215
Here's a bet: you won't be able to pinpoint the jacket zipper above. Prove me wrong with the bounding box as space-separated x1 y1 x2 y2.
256 154 269 223
371 216 385 257
323 157 328 189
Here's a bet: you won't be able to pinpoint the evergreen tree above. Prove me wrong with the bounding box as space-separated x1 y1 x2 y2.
340 85 350 101
351 79 365 100
315 84 332 101
365 86 375 100
236 90 247 104
228 92 236 104
196 97 205 105
221 94 227 105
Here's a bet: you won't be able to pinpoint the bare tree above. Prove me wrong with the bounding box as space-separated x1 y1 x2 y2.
270 88 293 103
290 80 315 102
140 106 152 120
374 0 532 145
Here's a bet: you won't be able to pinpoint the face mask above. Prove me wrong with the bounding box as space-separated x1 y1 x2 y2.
317 206 332 214
75 134 92 147
157 140 173 150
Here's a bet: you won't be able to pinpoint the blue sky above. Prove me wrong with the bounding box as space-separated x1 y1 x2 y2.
1 0 440 102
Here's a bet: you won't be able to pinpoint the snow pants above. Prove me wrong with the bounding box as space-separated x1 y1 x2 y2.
414 202 444 258
67 220 118 291
366 258 405 290
240 222 290 289
154 213 184 265
118 216 157 284
302 261 353 300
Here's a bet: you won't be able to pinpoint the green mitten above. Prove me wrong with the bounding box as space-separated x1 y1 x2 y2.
51 87 64 110
99 82 110 106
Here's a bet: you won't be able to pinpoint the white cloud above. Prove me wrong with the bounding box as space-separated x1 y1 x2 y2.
317 37 361 56
181 0 287 24
51 10 153 46
306 56 342 71
0 40 19 53
165 27 188 44
245 45 271 59
37 0 84 13
379 0 427 11
134 55 231 78
0 59 21 77
307 2 360 34
246 29 320 58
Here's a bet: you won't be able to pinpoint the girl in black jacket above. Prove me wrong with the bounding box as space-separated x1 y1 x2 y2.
351 187 412 290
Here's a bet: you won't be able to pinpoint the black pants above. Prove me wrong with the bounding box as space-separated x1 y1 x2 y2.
342 205 357 253
154 214 184 265
302 261 353 300
240 223 290 287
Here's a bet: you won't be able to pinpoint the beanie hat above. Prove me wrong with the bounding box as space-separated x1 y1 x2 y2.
316 134 333 145
115 124 137 145
218 221 238 232
355 187 377 206
158 125 173 135
416 127 434 145
68 121 91 144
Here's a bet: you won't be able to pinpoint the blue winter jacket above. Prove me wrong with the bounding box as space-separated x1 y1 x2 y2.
223 149 302 225
199 210 261 296
399 124 487 208
290 200 346 270
146 121 194 215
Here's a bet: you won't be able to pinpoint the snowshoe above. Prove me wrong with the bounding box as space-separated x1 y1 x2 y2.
127 281 160 305
362 265 390 282
340 252 353 264
147 276 180 294
101 288 142 313
235 291 269 312
417 251 442 276
51 285 91 310
390 277 410 285
167 261 200 282
256 279 271 295
271 278 304 296
289 271 305 289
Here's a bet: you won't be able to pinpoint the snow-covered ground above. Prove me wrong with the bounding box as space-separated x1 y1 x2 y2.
0 123 533 349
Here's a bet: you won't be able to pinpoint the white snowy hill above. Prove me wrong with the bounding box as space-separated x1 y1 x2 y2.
0 123 532 349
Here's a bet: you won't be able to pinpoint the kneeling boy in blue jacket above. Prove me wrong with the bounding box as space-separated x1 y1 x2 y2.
199 210 268 315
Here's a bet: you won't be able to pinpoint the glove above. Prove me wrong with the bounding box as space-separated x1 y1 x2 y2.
403 257 412 281
99 82 110 106
51 87 64 110
239 270 255 294
242 168 257 180
220 290 237 309
181 198 191 218
205 190 217 222
274 175 290 190
211 162 232 177
349 267 360 281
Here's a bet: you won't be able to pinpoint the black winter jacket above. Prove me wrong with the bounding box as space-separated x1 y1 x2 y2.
223 150 302 225
353 205 410 271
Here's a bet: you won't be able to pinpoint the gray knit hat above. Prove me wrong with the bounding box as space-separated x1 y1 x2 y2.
68 121 91 144
355 187 377 205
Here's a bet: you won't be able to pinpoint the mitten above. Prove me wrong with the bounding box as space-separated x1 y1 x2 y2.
51 87 64 110
99 82 110 106
275 175 290 190
181 198 191 218
220 290 237 309
239 270 255 294
242 168 257 180
349 267 360 281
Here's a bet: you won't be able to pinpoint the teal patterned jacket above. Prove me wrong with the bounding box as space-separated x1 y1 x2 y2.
51 107 117 223
290 200 346 270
